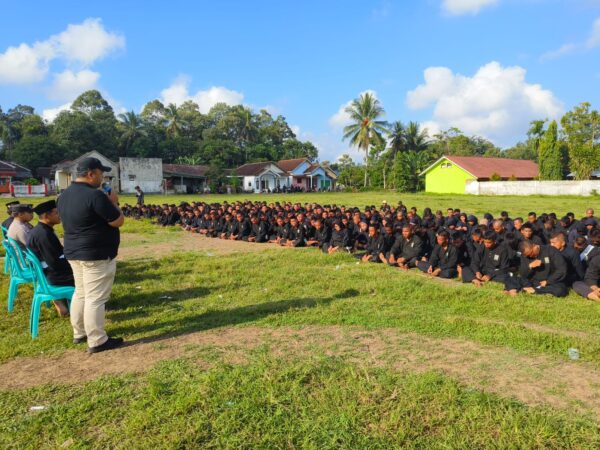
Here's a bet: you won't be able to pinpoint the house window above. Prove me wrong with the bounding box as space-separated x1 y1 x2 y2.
247 181 252 187
441 163 452 169
128 174 136 181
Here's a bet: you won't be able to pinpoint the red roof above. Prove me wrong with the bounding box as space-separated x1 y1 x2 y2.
444 155 538 179
277 158 308 172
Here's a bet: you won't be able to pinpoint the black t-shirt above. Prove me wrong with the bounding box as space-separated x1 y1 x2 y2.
57 182 121 261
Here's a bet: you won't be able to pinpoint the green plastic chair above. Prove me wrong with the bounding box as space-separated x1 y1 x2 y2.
3 238 34 312
1 226 10 273
25 249 74 339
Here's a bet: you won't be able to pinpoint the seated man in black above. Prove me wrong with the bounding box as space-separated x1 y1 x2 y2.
356 223 385 263
417 230 458 279
327 221 350 254
461 230 510 287
306 218 331 253
504 240 568 297
2 200 19 230
573 254 600 301
282 216 306 247
26 200 73 317
549 231 585 287
387 225 423 269
247 215 269 243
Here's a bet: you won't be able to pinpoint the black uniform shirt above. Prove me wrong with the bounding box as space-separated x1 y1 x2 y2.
26 222 74 286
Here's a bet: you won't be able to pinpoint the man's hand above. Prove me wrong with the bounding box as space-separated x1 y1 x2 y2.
529 259 542 269
539 280 547 287
107 190 119 205
481 275 491 282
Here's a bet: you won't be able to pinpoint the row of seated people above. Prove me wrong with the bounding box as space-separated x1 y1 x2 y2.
121 201 600 301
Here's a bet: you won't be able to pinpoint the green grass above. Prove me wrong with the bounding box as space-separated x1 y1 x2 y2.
2 238 600 365
2 355 599 449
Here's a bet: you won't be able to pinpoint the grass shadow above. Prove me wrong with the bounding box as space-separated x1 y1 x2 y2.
114 288 359 346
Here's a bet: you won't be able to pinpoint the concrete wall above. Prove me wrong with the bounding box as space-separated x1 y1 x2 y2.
465 180 600 196
119 157 163 193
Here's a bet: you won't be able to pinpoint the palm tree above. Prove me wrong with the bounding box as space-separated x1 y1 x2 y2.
388 121 407 155
404 121 429 153
527 119 547 156
342 93 388 187
117 111 146 156
164 103 184 138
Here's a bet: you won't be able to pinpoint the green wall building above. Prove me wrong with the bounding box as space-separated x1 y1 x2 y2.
420 156 539 194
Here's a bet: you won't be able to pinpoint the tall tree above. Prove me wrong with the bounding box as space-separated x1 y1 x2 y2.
164 103 185 138
538 120 563 180
117 111 147 156
342 92 388 187
404 121 429 153
561 102 600 180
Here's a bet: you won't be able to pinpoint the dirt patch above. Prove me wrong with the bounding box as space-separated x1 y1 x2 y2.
117 232 286 260
1 325 600 419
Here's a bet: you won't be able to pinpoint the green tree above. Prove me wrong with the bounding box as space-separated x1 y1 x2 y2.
12 135 65 170
164 103 185 138
342 92 388 187
538 120 562 180
404 121 429 153
117 111 147 156
561 102 600 180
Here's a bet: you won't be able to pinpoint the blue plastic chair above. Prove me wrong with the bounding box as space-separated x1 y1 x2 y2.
1 226 10 273
2 238 34 312
25 248 74 339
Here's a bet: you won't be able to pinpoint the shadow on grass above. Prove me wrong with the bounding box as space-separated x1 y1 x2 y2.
113 288 359 347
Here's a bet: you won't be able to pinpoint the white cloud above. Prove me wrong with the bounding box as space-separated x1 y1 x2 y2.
51 18 124 65
42 102 71 122
160 77 244 113
48 69 100 101
0 18 123 85
328 90 378 129
539 43 577 62
406 61 563 147
587 17 600 48
0 42 54 84
442 0 499 15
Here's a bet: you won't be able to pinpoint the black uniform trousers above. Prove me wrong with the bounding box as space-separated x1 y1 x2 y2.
504 277 568 297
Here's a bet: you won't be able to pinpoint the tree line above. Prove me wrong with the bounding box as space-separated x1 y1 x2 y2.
333 93 600 191
0 90 318 174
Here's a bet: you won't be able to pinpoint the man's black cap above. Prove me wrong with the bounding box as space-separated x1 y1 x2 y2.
33 200 57 216
13 204 33 214
6 201 20 208
77 157 112 173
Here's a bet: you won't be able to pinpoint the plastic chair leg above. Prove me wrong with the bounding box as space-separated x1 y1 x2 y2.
7 279 17 312
31 298 40 339
3 257 8 274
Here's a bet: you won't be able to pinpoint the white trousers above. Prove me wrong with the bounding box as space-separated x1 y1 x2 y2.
68 258 117 348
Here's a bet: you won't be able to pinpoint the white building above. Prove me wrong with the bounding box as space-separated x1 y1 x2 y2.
235 162 290 193
119 157 163 193
53 151 119 193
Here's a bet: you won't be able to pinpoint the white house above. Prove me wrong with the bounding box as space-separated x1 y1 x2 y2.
277 158 337 190
53 151 119 193
234 162 290 193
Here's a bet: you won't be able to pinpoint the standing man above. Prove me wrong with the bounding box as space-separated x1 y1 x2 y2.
58 157 125 353
135 186 145 206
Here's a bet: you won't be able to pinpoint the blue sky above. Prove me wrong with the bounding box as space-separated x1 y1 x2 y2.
1 0 599 161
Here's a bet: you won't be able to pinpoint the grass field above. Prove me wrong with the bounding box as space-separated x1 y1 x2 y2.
1 192 600 448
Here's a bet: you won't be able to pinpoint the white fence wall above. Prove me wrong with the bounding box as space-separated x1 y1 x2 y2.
119 157 163 193
11 184 49 197
465 180 600 196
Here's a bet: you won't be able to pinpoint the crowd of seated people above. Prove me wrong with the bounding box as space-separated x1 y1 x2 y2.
121 201 600 300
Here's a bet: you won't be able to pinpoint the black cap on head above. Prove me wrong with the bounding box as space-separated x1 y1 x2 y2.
33 200 57 216
13 204 33 214
6 201 20 208
77 157 112 173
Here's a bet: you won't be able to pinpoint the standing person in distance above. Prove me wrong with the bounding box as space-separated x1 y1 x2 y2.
58 157 125 353
135 185 145 206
